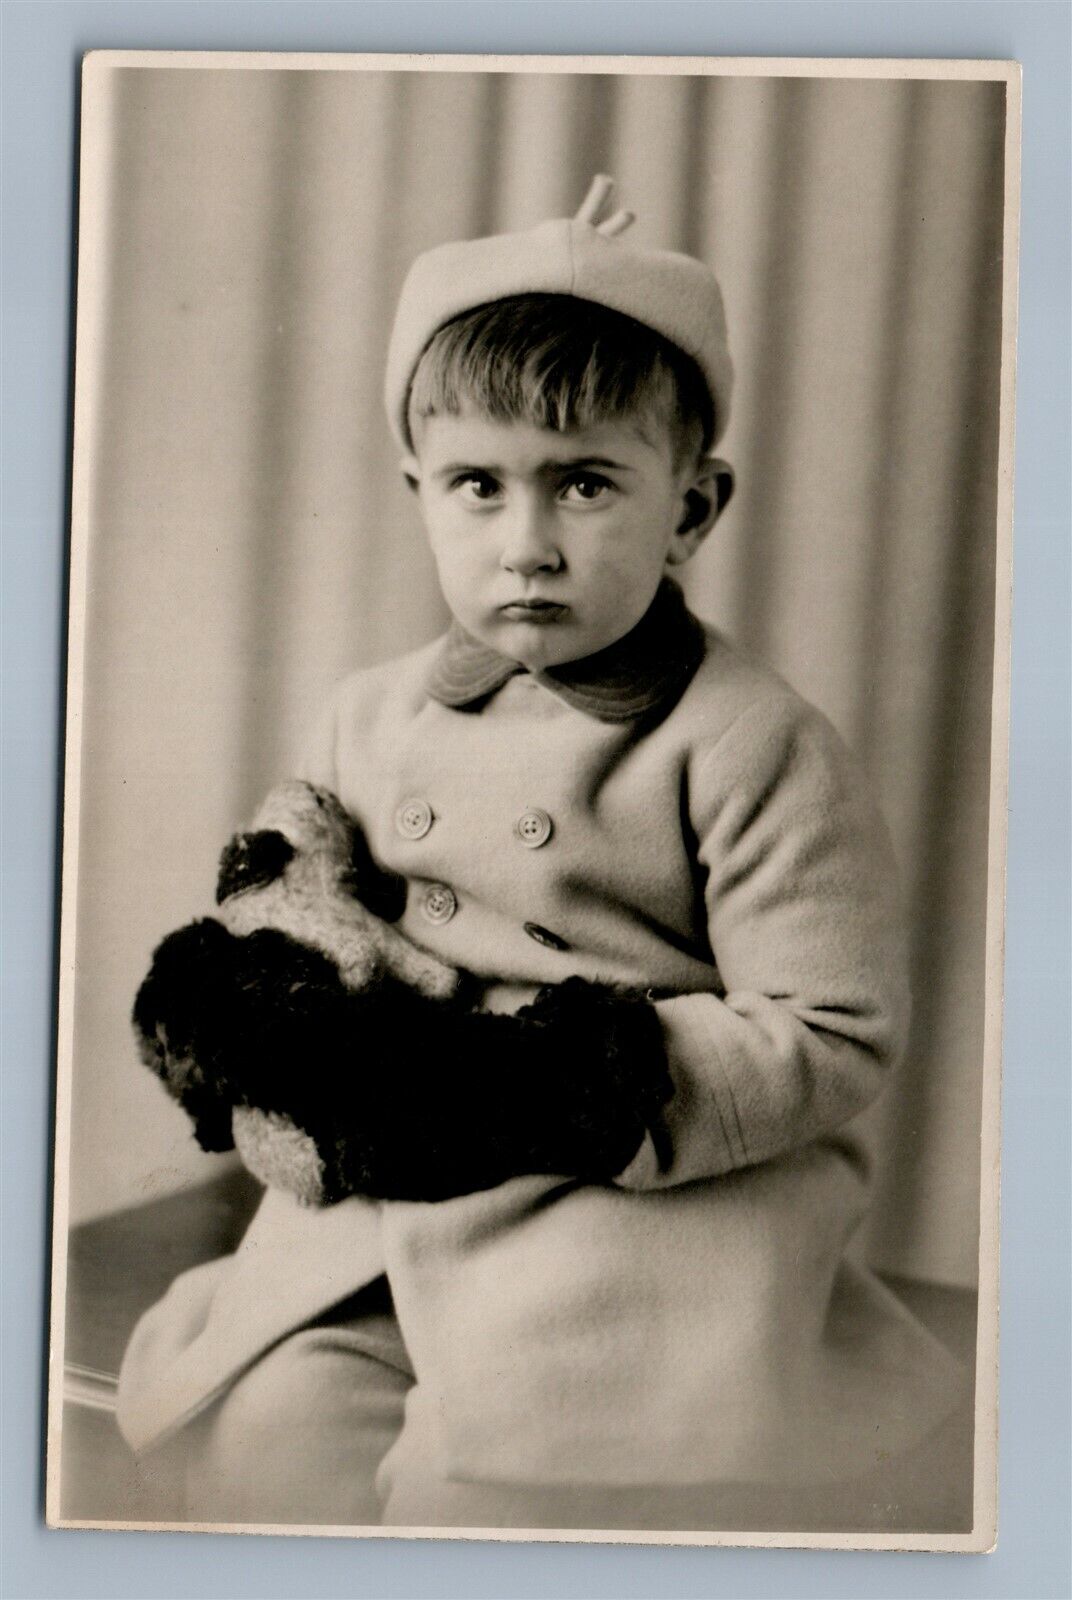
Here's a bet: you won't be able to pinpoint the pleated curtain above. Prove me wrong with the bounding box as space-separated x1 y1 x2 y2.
71 64 1006 1288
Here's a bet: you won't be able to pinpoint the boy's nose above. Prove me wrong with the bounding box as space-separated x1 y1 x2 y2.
499 500 563 576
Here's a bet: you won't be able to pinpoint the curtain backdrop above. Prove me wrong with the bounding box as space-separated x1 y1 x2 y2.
69 65 1006 1288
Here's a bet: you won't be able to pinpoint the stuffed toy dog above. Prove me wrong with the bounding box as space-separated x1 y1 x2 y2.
133 781 463 1203
133 782 673 1207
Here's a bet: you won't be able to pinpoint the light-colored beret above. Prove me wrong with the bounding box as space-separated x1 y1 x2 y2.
385 175 733 452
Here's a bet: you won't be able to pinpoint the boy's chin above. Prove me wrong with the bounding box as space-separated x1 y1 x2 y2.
492 624 593 673
469 610 640 672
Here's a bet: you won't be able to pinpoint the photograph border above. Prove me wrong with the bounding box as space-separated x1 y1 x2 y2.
4 3 1068 1600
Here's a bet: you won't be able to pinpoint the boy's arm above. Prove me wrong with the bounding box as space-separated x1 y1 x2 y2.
616 695 911 1192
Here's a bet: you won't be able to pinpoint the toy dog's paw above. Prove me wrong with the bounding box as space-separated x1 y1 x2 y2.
231 1105 328 1206
518 976 673 1126
518 975 645 1037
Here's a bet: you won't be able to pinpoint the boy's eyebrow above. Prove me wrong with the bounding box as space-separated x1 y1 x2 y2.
551 455 637 472
433 455 637 478
432 462 498 479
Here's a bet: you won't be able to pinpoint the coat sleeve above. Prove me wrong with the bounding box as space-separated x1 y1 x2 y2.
615 694 911 1191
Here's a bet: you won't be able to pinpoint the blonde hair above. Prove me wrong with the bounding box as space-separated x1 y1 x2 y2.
407 294 712 466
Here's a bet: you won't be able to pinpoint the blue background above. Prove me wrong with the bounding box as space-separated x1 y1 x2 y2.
3 3 1068 1597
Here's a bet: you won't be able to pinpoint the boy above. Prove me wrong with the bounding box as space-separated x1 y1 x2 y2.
118 177 966 1531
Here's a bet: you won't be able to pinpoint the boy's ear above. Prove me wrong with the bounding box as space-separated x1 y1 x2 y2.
707 458 735 518
399 452 421 492
667 458 734 565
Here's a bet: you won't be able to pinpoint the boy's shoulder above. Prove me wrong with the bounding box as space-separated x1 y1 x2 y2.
678 621 873 818
320 636 446 723
678 621 825 749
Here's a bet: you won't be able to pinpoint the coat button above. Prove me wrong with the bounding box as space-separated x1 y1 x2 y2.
422 883 457 925
523 922 570 952
515 808 553 849
396 798 433 840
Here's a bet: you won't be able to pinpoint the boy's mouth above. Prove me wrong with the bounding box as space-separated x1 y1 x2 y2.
499 600 570 624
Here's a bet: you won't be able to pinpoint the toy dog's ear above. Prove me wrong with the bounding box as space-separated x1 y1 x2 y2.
132 917 241 1153
346 829 408 923
216 829 296 905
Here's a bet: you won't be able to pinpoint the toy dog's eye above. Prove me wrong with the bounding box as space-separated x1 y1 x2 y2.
216 830 296 903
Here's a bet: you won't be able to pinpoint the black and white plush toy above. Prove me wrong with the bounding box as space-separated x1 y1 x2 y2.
133 781 673 1207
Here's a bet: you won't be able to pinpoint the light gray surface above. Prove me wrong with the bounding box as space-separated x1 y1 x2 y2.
2 3 1069 1599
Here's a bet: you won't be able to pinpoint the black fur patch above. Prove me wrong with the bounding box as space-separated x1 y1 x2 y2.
216 829 296 904
132 918 244 1152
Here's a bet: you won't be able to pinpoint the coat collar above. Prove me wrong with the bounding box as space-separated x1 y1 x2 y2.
426 578 706 724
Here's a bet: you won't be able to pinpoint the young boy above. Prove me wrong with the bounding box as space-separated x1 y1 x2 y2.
118 178 966 1532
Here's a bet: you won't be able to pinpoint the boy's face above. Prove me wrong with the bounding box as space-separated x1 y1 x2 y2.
407 408 723 671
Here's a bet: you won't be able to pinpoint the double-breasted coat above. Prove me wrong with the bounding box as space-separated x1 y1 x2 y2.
118 583 965 1492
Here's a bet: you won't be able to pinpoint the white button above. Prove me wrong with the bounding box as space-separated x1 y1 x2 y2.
515 808 553 848
396 798 433 840
422 883 457 925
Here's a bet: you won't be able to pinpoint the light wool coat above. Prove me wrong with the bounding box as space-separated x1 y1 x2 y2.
119 613 965 1489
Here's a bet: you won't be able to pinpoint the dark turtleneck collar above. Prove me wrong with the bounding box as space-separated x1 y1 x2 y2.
425 577 707 724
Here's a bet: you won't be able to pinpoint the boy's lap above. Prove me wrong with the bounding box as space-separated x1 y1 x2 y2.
112 1258 975 1535
182 1291 413 1526
131 1286 970 1535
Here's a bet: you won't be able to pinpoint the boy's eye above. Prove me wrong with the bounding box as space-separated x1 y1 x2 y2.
560 472 615 504
451 471 501 502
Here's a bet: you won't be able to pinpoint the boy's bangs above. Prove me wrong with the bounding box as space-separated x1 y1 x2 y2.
408 295 711 458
